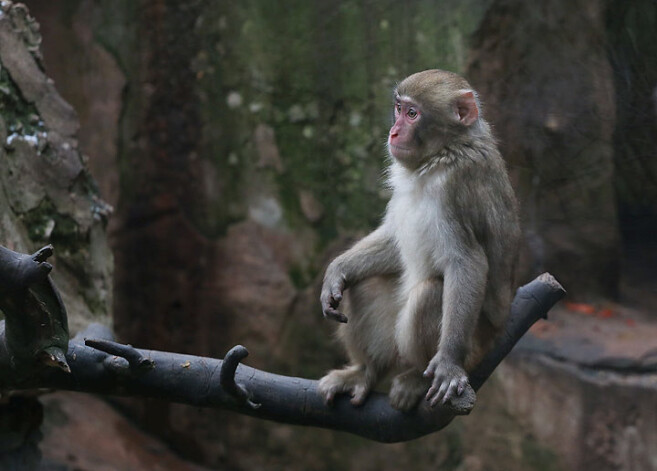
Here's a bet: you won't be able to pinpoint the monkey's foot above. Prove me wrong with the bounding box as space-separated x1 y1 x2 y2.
389 369 429 412
318 365 373 406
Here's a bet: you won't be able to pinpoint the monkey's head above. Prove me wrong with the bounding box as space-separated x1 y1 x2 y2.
388 69 481 170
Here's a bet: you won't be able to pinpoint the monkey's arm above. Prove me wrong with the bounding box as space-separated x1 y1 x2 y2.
424 248 488 406
321 226 400 323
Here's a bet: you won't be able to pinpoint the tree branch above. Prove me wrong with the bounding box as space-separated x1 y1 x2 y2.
0 243 565 443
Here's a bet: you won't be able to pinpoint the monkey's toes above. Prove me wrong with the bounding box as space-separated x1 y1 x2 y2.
389 387 423 412
318 375 345 406
349 385 369 406
318 368 371 406
389 373 428 412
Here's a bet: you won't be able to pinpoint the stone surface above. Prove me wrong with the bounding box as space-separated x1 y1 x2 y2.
0 9 78 137
39 392 212 471
522 305 657 371
0 1 112 332
496 351 657 471
488 301 657 470
25 0 125 211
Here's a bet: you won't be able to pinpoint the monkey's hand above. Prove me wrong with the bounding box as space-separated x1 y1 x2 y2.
423 356 469 408
320 270 348 323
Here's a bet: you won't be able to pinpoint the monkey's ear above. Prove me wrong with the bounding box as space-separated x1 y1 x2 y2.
455 90 479 126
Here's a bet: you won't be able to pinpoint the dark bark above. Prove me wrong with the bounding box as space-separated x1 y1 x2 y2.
0 249 564 443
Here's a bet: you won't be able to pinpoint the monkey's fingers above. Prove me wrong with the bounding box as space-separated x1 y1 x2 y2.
456 377 468 396
326 279 344 305
323 307 348 323
427 380 450 408
424 376 441 400
440 379 462 404
427 373 470 407
329 288 342 304
320 287 343 311
429 384 447 408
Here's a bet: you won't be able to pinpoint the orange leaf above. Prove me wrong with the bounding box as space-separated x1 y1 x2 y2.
564 301 596 314
597 308 614 319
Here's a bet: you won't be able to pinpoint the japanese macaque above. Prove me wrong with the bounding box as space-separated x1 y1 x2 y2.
318 69 520 411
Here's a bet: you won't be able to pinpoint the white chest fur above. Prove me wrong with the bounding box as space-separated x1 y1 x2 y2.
386 163 453 290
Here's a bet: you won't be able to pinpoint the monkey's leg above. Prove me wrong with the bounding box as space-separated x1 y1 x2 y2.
388 367 430 411
389 278 442 411
318 276 399 406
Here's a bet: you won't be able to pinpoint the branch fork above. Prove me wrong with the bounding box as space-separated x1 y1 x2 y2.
84 339 155 372
219 345 261 409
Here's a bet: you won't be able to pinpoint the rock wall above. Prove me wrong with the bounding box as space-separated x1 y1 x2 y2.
0 2 112 332
497 350 657 470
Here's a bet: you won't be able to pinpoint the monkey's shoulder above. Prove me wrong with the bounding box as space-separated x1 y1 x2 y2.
443 158 515 204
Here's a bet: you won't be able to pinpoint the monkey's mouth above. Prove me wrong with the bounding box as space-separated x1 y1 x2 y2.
388 143 412 157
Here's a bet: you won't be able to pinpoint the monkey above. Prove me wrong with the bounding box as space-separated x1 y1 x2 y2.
318 69 520 411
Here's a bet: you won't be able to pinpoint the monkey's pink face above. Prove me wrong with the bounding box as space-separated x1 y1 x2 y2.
388 96 422 164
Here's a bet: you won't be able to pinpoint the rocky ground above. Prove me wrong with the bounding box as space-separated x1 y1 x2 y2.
38 392 212 471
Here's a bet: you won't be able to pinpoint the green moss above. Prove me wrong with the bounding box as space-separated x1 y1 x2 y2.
95 0 491 251
91 0 138 81
195 0 487 240
288 264 308 290
0 67 44 137
21 198 82 248
80 288 106 317
21 193 105 314
521 437 561 471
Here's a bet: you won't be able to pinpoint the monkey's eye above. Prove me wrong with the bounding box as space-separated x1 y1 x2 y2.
395 102 402 114
407 108 418 119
